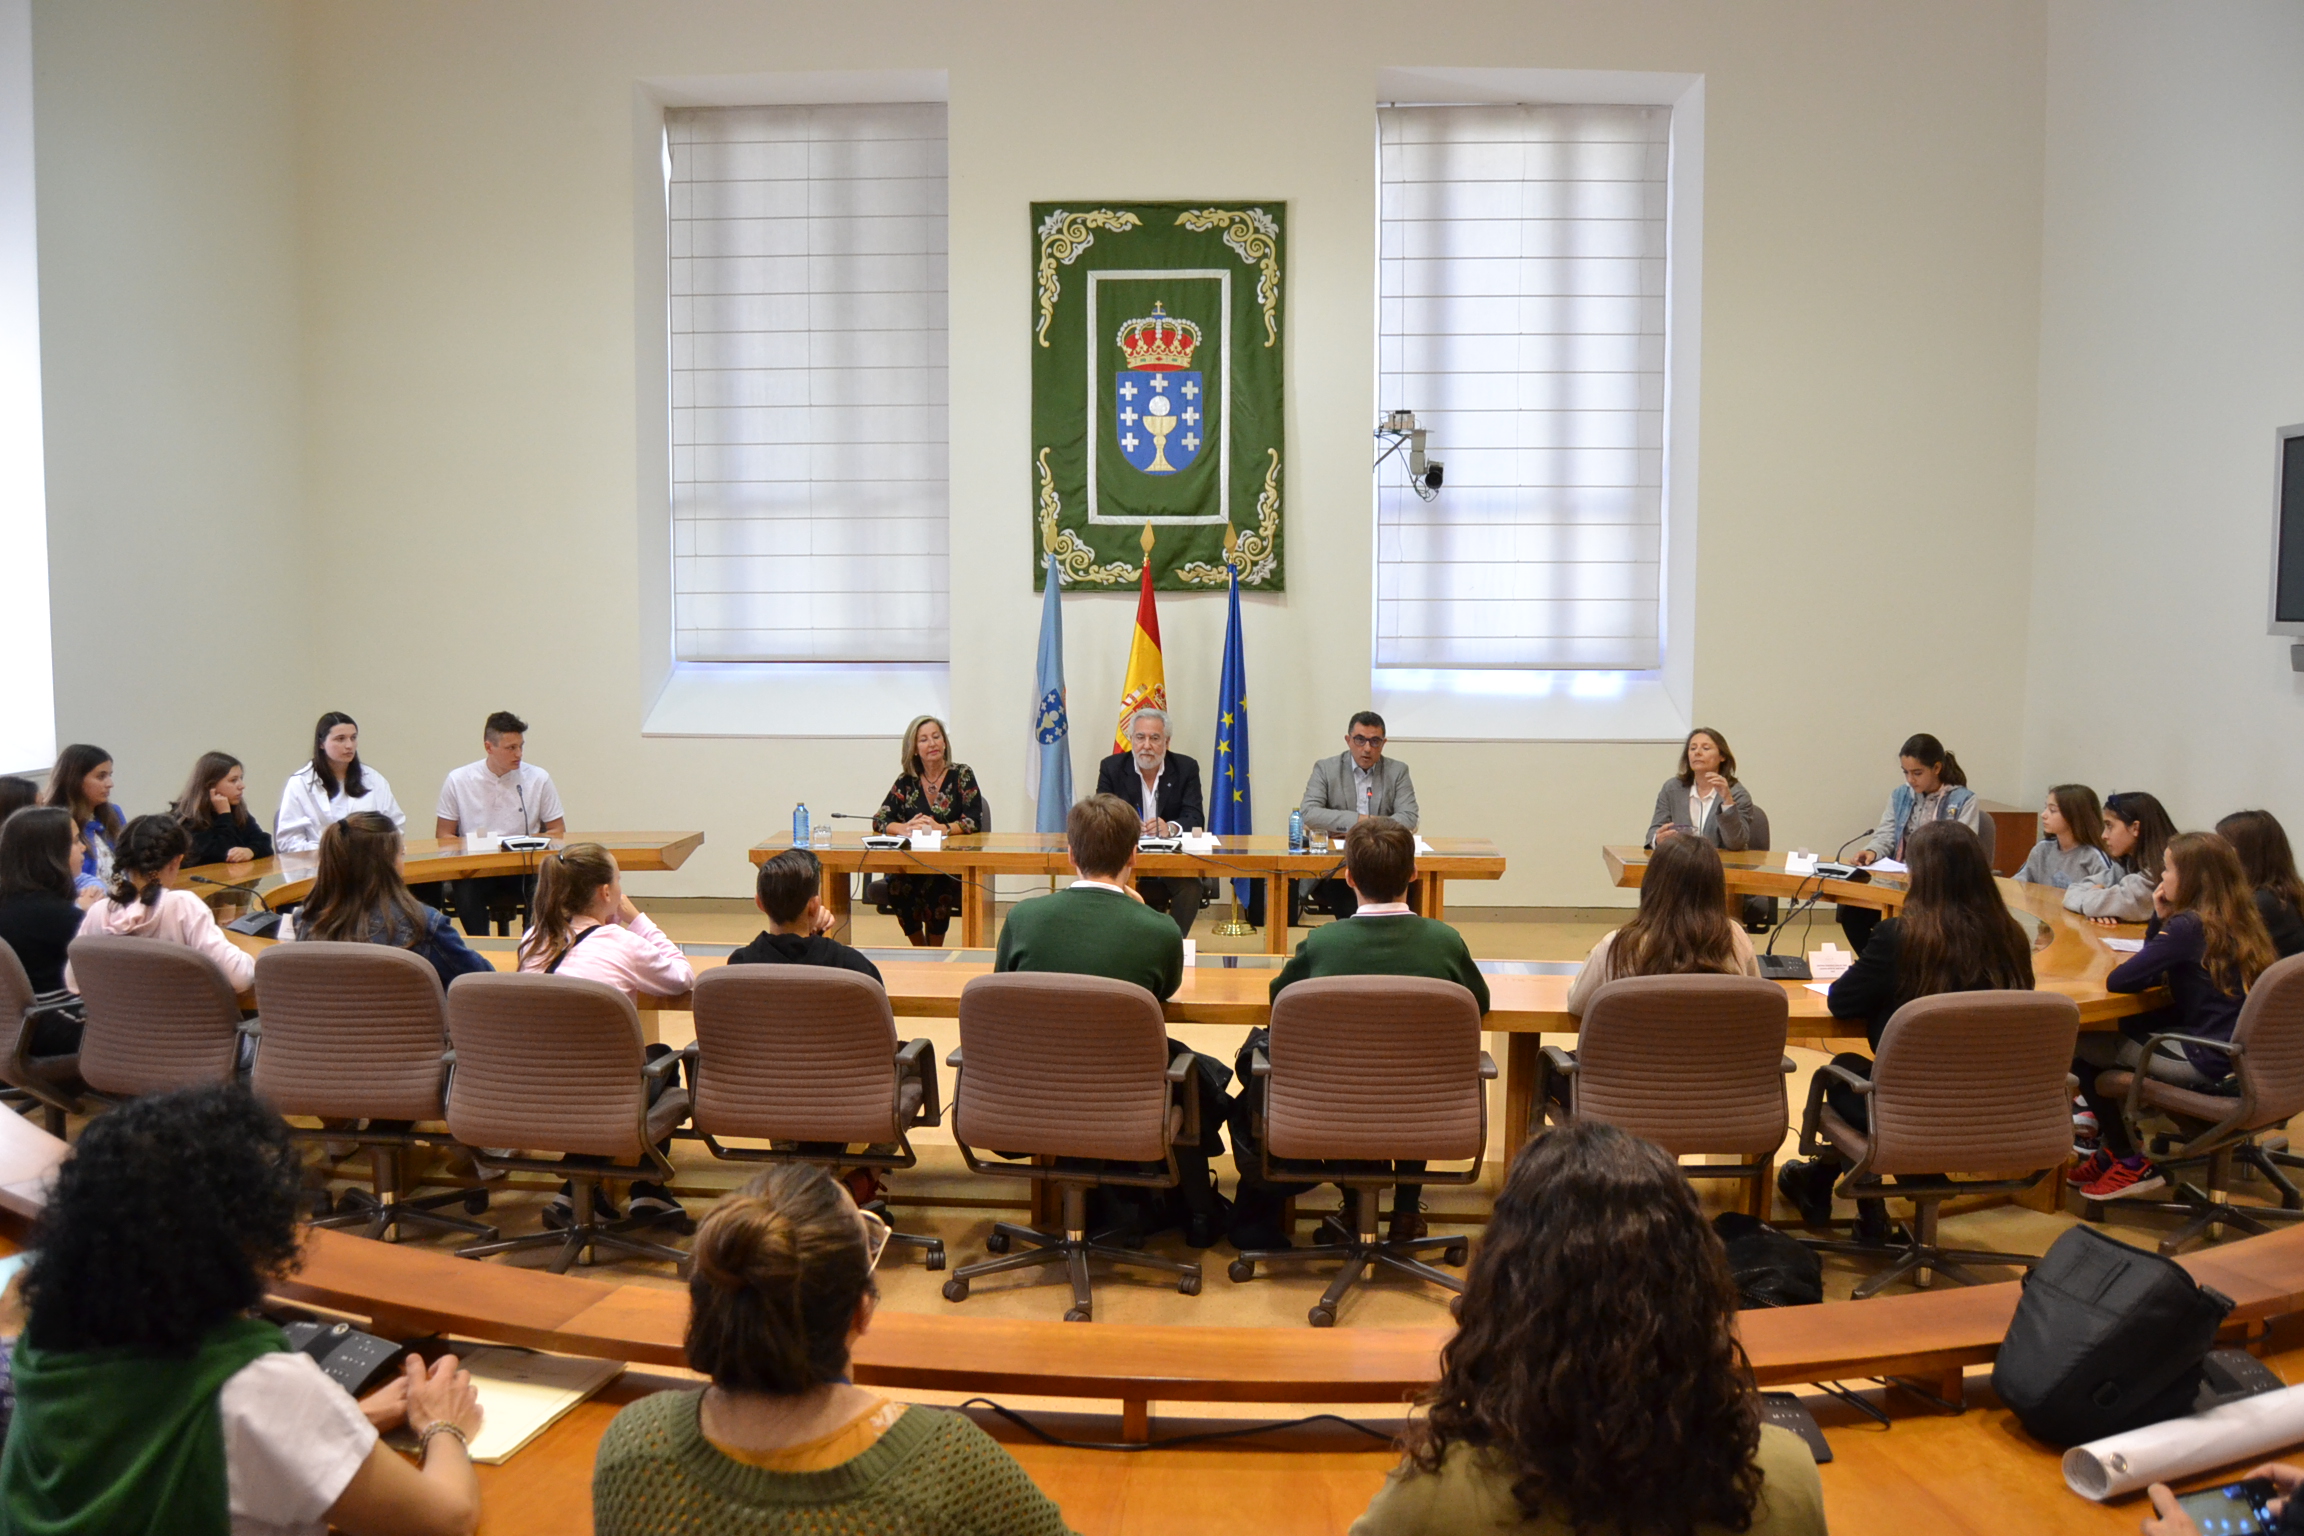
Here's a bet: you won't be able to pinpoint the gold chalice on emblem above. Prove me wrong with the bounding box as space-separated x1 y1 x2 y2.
1143 393 1179 473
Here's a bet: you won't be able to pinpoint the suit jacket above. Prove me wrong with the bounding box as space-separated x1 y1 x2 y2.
1094 751 1205 833
1644 776 1759 851
1300 752 1419 835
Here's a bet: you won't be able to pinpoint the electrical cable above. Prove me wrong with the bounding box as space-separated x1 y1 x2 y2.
952 1397 1397 1453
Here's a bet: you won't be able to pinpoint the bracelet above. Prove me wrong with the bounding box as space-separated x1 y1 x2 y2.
417 1421 470 1455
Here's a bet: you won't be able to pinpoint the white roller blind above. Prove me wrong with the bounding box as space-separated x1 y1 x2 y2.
668 103 948 663
1378 103 1668 671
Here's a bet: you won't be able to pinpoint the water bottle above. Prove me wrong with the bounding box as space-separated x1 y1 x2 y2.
1288 806 1304 853
793 802 810 849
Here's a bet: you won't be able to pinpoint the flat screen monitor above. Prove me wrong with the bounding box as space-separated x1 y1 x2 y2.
2270 425 2304 635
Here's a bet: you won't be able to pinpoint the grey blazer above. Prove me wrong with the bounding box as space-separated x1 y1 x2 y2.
1301 752 1420 834
1644 776 1758 851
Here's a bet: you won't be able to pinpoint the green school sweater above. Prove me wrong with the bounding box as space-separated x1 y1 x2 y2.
1270 913 1491 1013
993 886 1184 1001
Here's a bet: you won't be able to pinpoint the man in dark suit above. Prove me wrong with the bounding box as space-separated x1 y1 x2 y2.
1094 707 1206 936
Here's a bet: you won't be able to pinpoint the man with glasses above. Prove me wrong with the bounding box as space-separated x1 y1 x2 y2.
1299 711 1421 919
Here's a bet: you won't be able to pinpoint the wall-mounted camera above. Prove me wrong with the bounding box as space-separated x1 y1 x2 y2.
1375 409 1443 502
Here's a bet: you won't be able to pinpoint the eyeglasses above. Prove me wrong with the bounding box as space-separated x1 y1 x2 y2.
857 1205 891 1271
1348 734 1385 747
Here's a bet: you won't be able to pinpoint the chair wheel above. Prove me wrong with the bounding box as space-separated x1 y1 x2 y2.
986 1232 1011 1254
1444 1241 1468 1266
1178 1273 1201 1296
924 1248 947 1271
1064 1306 1092 1322
308 1189 334 1219
942 1278 969 1302
1308 1305 1337 1328
464 1190 490 1216
1228 1258 1255 1283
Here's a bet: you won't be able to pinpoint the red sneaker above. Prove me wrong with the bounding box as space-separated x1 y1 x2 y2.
2067 1149 2114 1187
2080 1157 2166 1201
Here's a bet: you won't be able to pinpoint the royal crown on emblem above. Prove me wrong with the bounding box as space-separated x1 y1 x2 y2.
1116 302 1200 372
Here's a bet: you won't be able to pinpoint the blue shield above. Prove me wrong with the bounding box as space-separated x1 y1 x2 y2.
1115 370 1206 475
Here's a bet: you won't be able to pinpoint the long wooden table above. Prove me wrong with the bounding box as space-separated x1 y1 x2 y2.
174 831 706 909
749 832 1507 953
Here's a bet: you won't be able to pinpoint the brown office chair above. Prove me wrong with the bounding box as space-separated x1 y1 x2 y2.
688 965 944 1268
1537 974 1791 1216
0 944 87 1134
68 934 251 1098
1227 976 1493 1326
443 971 692 1274
1796 989 2080 1297
940 972 1201 1321
252 942 497 1245
2088 952 2304 1253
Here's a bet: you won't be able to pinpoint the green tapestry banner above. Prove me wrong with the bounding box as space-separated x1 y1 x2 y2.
1030 202 1285 591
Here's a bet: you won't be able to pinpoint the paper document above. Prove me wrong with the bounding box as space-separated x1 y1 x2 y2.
2103 937 2144 953
1413 836 1433 855
1807 943 1855 981
1868 859 1908 874
1804 981 1834 997
390 1347 624 1464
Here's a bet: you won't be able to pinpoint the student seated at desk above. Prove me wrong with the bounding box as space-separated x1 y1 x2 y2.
1349 1122 1825 1536
994 792 1230 1248
2071 831 2277 1202
2216 809 2304 959
591 1163 1075 1536
174 751 275 867
276 712 405 854
0 807 93 1055
67 813 255 995
0 1084 486 1536
432 710 565 937
518 843 694 1233
0 775 36 826
1778 820 2033 1240
1839 732 1982 952
2064 790 2177 925
2009 782 2113 889
871 715 987 948
1565 834 1758 1017
1229 816 1489 1251
40 744 122 898
278 813 491 990
730 848 882 982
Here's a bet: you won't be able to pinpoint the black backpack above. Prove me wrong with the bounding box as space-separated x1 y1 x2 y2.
1712 1212 1823 1309
1991 1225 2234 1447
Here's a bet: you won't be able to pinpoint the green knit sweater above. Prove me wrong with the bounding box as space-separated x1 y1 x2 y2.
591 1391 1077 1536
1270 912 1491 1013
994 886 1183 1000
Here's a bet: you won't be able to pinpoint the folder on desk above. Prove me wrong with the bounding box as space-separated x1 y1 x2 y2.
390 1346 624 1464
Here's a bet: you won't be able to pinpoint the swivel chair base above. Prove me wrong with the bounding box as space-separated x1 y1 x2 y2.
1802 1191 2040 1299
939 1184 1199 1321
313 1148 498 1244
1227 1187 1468 1326
863 1199 947 1270
2089 1145 2304 1255
455 1178 689 1275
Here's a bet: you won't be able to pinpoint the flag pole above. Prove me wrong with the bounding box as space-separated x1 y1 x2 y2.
1210 526 1257 938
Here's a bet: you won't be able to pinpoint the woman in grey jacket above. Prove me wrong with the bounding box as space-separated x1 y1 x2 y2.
1644 728 1759 851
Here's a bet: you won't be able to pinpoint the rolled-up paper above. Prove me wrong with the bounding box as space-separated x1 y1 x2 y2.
2065 1382 2304 1500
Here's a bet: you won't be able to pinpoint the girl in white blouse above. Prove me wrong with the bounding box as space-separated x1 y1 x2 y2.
276 712 405 853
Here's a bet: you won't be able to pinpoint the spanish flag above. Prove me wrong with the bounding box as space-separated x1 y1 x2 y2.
1114 538 1167 752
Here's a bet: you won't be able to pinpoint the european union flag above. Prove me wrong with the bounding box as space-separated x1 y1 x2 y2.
1210 561 1251 907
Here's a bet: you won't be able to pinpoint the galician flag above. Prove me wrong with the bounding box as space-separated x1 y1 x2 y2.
1210 556 1251 906
1027 551 1072 833
1114 535 1167 751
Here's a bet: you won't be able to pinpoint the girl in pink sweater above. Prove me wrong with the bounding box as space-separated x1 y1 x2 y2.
68 814 255 994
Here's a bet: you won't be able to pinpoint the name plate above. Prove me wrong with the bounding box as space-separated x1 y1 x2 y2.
1784 851 1818 876
910 829 944 851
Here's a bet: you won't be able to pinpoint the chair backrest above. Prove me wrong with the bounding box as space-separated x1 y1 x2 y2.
1865 990 2080 1175
1265 976 1485 1163
1745 804 1772 853
252 942 450 1122
1574 975 1789 1157
444 972 646 1160
953 973 1170 1162
691 966 900 1144
0 943 32 1041
2234 952 2304 1128
1976 810 1999 869
69 934 244 1096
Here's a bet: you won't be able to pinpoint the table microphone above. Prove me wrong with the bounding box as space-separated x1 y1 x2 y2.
1756 829 1872 981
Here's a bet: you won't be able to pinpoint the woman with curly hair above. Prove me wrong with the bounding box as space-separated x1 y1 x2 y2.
1351 1121 1825 1536
0 1083 486 1535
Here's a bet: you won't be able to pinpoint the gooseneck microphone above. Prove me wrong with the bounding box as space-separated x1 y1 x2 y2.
1756 829 1875 980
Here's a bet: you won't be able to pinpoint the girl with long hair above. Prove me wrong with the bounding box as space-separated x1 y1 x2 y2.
1838 732 1983 951
173 751 274 866
1352 1121 1824 1536
1778 820 2035 1233
2010 783 2113 889
516 843 694 1232
2073 831 2280 1201
2065 789 2177 925
2216 809 2304 959
276 712 405 853
280 812 489 988
40 743 122 896
1566 834 1758 1016
0 807 93 1055
67 813 254 992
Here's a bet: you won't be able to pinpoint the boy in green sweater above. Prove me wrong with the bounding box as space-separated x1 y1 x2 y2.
1230 816 1490 1249
993 793 1230 1246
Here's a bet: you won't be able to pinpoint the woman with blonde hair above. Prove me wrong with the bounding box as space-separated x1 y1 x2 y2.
869 716 989 947
592 1163 1073 1535
518 843 695 1231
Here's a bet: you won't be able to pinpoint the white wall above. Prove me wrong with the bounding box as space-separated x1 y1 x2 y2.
30 0 310 813
0 0 54 776
2023 1 2304 835
34 1 2052 901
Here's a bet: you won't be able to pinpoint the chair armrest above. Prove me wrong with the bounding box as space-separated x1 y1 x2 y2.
642 1049 687 1085
1797 1060 1870 1158
1478 1050 1497 1080
1165 1051 1199 1145
1250 1047 1270 1079
1782 1056 1798 1075
895 1037 941 1124
1539 1045 1577 1076
1164 1053 1192 1084
24 997 79 1025
1815 1060 1873 1094
2139 1032 2239 1062
945 1048 963 1069
439 1050 456 1067
237 1018 262 1038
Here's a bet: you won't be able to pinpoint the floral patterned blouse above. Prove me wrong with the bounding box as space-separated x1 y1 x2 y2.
872 765 988 836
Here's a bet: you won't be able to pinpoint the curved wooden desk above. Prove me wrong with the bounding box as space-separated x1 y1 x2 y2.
174 831 706 909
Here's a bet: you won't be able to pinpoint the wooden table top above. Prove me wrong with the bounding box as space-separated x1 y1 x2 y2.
173 831 706 908
751 831 1507 879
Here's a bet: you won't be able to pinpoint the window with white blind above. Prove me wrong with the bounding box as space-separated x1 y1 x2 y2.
1377 103 1669 672
667 102 948 664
